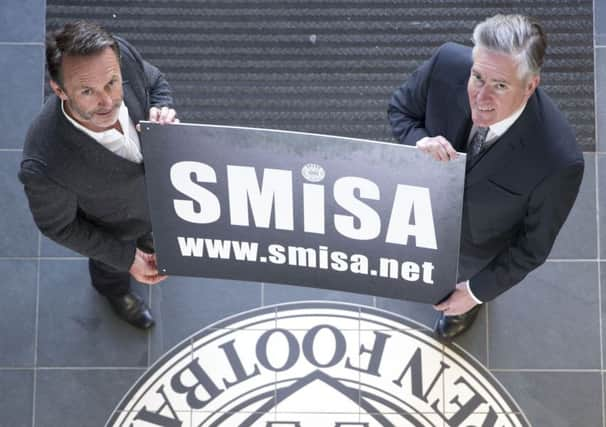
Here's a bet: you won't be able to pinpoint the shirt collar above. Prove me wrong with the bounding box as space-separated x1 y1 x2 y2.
61 100 130 143
486 102 527 140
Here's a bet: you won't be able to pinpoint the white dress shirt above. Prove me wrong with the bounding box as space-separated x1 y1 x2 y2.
61 101 143 163
468 102 527 148
465 102 527 304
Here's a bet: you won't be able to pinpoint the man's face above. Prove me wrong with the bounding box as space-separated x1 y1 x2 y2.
50 47 123 132
467 47 539 127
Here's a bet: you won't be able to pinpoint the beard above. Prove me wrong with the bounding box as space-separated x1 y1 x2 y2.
65 97 122 131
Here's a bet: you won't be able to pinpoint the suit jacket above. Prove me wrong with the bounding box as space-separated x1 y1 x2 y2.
19 37 173 271
388 42 584 302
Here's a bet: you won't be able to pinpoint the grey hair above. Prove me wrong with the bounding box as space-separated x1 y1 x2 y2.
471 14 547 80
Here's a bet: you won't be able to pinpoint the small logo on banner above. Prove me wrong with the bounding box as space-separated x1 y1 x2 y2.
301 163 326 183
108 303 529 426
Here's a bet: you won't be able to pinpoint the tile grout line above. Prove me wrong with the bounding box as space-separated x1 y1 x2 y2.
598 159 605 426
490 368 603 373
31 231 41 427
147 284 152 368
594 10 606 425
486 302 490 370
0 41 44 46
599 151 606 427
357 307 362 421
31 51 46 427
0 257 84 260
34 366 149 371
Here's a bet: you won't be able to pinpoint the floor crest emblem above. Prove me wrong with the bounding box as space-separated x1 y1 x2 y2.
108 302 529 426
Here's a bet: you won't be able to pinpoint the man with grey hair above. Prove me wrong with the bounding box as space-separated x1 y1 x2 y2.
388 14 584 340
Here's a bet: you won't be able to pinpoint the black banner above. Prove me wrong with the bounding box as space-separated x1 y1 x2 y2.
140 123 465 303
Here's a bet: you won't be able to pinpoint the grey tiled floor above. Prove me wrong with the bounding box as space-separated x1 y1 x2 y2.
1 1 605 426
2 126 603 427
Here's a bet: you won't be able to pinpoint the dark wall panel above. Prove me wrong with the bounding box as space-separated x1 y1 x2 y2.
47 0 595 150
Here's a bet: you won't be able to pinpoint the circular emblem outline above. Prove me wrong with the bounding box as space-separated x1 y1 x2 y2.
107 301 530 426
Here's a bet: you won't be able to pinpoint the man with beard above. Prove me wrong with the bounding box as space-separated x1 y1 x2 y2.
19 21 179 329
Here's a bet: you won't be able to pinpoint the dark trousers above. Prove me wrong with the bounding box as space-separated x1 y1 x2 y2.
88 233 155 297
89 258 131 297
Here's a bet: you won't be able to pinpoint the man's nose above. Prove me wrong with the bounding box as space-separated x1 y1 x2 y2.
98 91 113 107
476 84 492 101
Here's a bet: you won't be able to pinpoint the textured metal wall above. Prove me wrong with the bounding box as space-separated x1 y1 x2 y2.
47 0 595 150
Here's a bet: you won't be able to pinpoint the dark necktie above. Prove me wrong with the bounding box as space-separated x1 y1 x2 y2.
468 127 489 157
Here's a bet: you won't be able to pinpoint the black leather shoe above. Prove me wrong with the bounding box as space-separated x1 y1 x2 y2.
433 304 481 340
106 292 155 329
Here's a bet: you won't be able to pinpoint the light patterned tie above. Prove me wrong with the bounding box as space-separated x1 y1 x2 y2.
468 127 489 157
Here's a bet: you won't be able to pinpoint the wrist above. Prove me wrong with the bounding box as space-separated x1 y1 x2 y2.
466 280 483 304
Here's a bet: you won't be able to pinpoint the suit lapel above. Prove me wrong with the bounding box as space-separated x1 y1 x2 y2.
464 110 530 189
123 80 146 124
446 83 473 151
465 94 540 188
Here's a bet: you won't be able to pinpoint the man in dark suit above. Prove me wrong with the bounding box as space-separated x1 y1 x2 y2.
19 21 179 329
388 14 584 339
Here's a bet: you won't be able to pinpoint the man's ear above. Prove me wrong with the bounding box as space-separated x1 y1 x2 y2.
50 80 68 101
525 74 540 98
